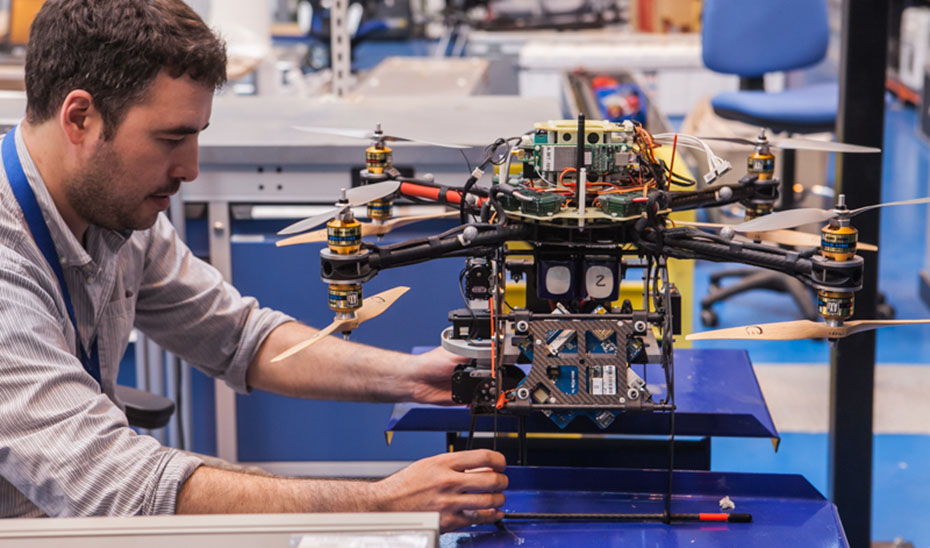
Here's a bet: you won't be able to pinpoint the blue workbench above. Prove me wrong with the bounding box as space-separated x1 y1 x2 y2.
392 349 846 545
442 466 848 547
390 348 779 439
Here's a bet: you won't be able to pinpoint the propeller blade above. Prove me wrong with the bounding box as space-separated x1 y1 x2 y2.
277 207 343 236
346 181 402 207
744 229 822 248
772 137 881 154
732 208 836 233
698 136 756 146
277 182 401 236
698 135 880 153
364 211 459 236
676 220 727 229
686 319 826 341
677 220 877 251
276 228 328 247
293 126 469 149
269 287 409 363
850 196 930 217
678 220 822 247
270 320 349 363
293 126 376 140
356 286 410 323
687 318 930 341
277 211 457 246
842 319 930 336
383 135 471 150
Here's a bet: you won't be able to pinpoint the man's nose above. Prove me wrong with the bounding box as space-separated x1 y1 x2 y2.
170 142 199 182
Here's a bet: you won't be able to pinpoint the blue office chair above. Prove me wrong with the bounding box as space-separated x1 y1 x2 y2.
698 0 836 326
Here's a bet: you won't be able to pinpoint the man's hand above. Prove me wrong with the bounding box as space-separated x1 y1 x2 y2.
372 449 508 532
406 346 469 405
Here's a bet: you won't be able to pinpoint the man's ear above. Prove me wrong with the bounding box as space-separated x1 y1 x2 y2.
59 90 103 145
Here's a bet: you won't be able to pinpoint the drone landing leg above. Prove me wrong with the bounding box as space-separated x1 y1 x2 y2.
517 415 527 466
466 414 477 451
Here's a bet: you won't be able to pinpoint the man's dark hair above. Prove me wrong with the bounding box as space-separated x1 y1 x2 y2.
25 0 227 139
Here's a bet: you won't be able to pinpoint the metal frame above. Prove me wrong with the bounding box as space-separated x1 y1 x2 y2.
831 1 888 546
207 200 238 462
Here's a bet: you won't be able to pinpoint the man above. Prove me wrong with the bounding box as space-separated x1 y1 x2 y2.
0 0 506 532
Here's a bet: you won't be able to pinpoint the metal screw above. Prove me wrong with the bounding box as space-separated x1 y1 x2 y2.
516 388 530 400
516 320 529 332
633 320 647 333
535 339 544 346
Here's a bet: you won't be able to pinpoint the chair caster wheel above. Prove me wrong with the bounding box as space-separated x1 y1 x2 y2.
701 309 718 328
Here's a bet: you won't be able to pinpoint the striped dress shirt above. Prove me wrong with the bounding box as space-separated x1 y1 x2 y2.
0 127 293 517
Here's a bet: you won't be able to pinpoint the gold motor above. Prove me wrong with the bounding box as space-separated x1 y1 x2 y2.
328 283 363 313
821 224 858 262
817 290 854 321
327 217 362 255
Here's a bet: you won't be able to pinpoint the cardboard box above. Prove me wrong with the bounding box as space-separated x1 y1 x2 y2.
631 0 703 33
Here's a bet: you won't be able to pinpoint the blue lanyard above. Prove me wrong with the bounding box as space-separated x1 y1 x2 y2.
3 126 101 386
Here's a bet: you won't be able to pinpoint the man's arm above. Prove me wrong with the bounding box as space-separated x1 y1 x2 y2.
246 321 463 404
135 217 458 404
178 450 508 533
0 252 202 517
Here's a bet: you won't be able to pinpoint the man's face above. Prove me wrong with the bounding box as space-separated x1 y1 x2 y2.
64 71 213 232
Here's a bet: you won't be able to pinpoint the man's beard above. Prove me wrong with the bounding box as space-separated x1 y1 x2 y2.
63 141 171 233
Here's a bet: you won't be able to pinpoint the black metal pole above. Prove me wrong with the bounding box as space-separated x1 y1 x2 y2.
831 2 888 547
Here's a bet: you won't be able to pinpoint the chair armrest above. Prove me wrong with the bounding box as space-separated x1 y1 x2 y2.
115 385 175 430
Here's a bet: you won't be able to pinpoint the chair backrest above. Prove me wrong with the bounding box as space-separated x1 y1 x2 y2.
702 0 830 78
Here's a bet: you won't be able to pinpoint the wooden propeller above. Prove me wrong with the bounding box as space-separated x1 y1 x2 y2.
276 211 458 247
677 221 877 251
270 286 410 362
686 318 930 341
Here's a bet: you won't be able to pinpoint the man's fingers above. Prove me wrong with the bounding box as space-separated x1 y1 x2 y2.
455 492 506 511
454 470 509 494
460 508 505 526
444 449 507 472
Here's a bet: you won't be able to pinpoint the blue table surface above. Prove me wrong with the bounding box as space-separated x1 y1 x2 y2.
391 348 779 439
443 466 847 547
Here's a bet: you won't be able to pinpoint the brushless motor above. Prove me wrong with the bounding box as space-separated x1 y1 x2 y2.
366 144 392 175
326 217 362 254
821 224 858 261
818 290 854 321
747 149 775 180
367 198 393 221
328 283 363 313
